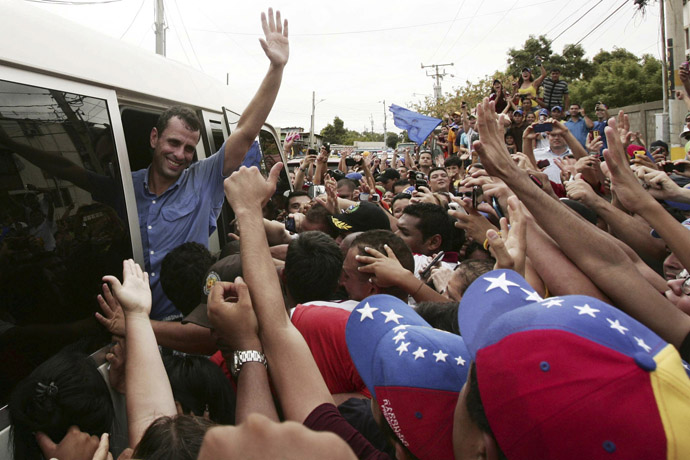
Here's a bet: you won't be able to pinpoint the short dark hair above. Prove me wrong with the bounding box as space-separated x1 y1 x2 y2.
162 355 236 425
156 106 202 135
352 230 415 299
133 414 215 460
10 352 114 460
428 166 447 177
160 243 215 315
391 193 411 208
444 156 463 168
285 231 344 303
287 190 309 206
305 203 339 238
336 178 357 191
402 203 454 252
456 259 495 293
650 140 669 152
415 301 460 334
392 179 411 192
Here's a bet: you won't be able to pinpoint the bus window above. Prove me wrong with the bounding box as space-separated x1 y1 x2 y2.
0 79 133 405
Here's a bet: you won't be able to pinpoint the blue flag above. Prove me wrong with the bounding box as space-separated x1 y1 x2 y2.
241 140 262 169
389 104 442 145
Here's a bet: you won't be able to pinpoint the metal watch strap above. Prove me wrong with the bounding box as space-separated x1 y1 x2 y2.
232 350 267 377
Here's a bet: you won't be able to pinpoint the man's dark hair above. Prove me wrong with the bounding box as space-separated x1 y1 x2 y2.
160 242 215 315
10 352 114 460
428 166 447 177
305 203 339 238
392 179 411 193
650 140 669 152
415 301 460 334
133 414 215 460
457 259 495 292
156 105 202 135
391 193 411 208
285 231 344 304
466 362 508 460
444 156 463 168
352 230 414 300
352 230 414 274
163 355 236 425
402 203 454 252
287 190 309 205
336 178 357 192
550 67 561 73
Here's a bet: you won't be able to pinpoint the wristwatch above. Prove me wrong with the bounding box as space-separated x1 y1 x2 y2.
230 350 267 378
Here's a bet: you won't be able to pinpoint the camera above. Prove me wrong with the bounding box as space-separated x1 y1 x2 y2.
533 123 553 133
285 216 296 233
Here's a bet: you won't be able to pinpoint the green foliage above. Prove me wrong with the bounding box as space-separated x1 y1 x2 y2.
320 116 388 146
386 132 399 149
569 50 662 112
506 35 593 82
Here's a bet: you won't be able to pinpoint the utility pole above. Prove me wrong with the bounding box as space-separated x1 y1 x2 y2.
660 0 669 142
155 0 167 56
370 114 374 135
382 100 387 143
310 91 315 148
421 63 454 102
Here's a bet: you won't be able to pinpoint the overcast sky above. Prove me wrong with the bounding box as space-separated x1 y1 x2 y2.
33 0 661 134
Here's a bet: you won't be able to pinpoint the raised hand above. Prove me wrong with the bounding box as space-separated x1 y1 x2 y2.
224 163 283 213
36 427 111 460
102 259 151 317
355 245 408 288
95 282 125 336
207 277 261 352
259 8 289 68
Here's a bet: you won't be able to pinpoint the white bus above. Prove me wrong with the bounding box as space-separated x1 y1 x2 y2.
0 1 289 456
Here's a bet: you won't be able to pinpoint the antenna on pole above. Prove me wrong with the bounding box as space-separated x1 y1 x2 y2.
421 63 454 102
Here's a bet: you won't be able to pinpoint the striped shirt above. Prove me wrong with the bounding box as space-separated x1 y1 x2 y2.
542 78 569 109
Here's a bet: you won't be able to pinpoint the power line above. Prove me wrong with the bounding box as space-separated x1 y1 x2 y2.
455 0 519 62
25 0 121 4
171 0 204 72
574 0 628 46
440 0 487 61
120 0 146 39
549 0 603 43
427 0 466 62
541 0 592 37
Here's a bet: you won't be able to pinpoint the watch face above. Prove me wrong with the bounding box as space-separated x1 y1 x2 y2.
231 352 240 377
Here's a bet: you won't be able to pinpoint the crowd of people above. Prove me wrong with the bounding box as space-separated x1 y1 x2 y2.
6 7 690 460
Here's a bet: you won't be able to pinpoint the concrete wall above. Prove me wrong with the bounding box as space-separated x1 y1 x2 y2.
610 100 664 146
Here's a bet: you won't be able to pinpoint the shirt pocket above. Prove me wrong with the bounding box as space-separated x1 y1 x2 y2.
161 193 199 222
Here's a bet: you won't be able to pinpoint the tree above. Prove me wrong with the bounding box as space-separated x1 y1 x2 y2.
386 132 398 149
569 49 662 112
320 116 346 144
506 35 593 82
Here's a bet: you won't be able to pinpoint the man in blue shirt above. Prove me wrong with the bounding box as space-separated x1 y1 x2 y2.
133 8 289 321
564 103 593 148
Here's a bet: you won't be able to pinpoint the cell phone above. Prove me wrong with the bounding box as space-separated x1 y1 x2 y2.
448 201 468 215
419 251 445 279
529 174 543 188
491 196 504 219
308 184 326 199
360 192 370 202
536 159 550 169
415 179 429 190
308 148 317 155
285 217 296 233
533 123 553 133
471 185 483 208
535 57 542 67
345 157 355 167
370 193 381 203
664 163 686 173
682 61 690 71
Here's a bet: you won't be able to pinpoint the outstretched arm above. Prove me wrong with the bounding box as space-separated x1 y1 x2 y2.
103 260 176 448
223 8 289 175
224 164 334 423
474 98 690 348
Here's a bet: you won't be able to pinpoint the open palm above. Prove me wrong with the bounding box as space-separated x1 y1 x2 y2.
260 8 289 67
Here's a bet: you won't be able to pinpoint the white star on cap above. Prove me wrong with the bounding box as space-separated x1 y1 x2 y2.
573 304 599 318
412 347 428 360
606 318 628 335
396 341 410 356
381 309 404 324
455 355 466 366
521 288 542 302
484 273 519 293
433 350 449 362
356 302 378 321
392 330 408 344
541 299 564 308
392 325 409 332
634 336 652 352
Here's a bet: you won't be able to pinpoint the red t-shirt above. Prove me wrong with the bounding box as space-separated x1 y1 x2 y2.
211 302 370 398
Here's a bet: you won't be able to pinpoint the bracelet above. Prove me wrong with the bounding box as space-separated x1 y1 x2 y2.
483 231 502 251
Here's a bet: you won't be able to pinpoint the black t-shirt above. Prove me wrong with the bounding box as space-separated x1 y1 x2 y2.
679 331 690 363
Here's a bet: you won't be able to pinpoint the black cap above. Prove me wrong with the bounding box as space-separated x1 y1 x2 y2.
376 168 401 183
329 202 391 234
